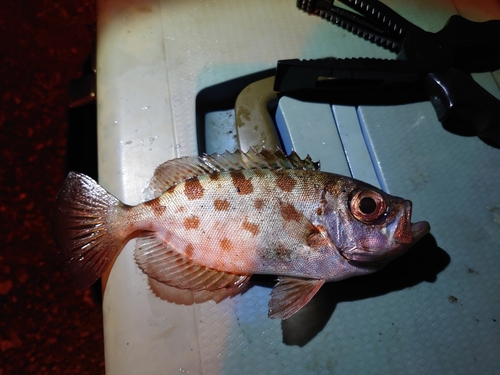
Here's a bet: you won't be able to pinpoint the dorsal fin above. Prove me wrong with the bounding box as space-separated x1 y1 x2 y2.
202 148 319 172
145 156 215 199
145 148 320 198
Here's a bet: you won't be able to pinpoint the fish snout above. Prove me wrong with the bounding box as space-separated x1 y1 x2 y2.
402 200 430 244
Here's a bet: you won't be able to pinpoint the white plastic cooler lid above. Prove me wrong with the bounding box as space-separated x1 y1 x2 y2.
96 1 500 374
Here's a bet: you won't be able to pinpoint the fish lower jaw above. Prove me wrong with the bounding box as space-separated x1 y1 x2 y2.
339 250 382 264
341 248 405 265
410 221 431 242
344 255 387 265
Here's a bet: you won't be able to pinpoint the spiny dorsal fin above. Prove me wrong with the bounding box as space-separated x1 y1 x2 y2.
203 148 319 172
134 233 250 292
145 148 320 199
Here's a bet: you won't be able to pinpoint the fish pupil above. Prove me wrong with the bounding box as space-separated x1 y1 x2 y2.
359 197 377 214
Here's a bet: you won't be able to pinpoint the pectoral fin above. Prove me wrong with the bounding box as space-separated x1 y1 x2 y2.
268 277 325 319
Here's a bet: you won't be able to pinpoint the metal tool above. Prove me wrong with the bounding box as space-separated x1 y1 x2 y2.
274 0 500 146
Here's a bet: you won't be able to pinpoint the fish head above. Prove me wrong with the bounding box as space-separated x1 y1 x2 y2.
323 181 430 265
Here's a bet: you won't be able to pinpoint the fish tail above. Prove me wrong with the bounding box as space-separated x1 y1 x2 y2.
52 172 131 289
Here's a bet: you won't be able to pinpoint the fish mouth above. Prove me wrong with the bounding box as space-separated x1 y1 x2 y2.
395 202 430 245
410 221 431 243
341 220 430 265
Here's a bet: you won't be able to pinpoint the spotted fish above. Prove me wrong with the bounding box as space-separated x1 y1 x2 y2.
52 148 430 319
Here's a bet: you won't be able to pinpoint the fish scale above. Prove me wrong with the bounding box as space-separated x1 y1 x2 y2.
51 148 430 319
137 169 331 276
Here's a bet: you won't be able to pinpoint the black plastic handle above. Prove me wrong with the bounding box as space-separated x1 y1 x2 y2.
425 68 500 147
401 15 500 73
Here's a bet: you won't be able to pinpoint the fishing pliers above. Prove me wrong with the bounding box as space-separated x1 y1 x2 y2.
274 0 500 147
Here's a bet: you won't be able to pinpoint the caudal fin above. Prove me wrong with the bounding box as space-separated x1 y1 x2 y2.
52 172 129 289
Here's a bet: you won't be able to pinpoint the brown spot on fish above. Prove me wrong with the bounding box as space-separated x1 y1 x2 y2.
242 220 260 236
183 216 200 230
154 205 167 217
144 200 156 207
214 198 230 211
184 177 204 200
220 237 232 252
176 206 186 213
185 243 194 258
254 198 265 210
166 185 176 194
144 199 167 217
275 172 297 192
253 169 266 178
279 202 301 222
209 173 220 181
230 171 253 195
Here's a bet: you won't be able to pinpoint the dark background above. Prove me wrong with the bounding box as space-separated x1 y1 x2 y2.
1 1 104 374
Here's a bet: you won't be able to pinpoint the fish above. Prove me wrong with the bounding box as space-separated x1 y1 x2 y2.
51 148 430 319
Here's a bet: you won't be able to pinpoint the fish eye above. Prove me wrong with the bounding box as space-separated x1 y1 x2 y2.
349 189 387 223
359 197 377 214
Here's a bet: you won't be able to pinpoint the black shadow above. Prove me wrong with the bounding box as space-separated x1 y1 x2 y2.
254 234 449 347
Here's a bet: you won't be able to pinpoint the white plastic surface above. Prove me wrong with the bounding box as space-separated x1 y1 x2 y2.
97 1 389 373
275 97 351 176
331 105 381 188
96 0 500 374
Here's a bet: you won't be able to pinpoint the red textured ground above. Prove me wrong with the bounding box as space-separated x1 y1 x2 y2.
0 1 104 374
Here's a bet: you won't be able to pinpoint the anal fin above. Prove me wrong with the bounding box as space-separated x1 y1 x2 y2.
134 233 250 292
148 277 248 305
268 277 325 319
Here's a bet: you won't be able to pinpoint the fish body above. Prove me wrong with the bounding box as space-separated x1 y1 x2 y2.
52 149 429 319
